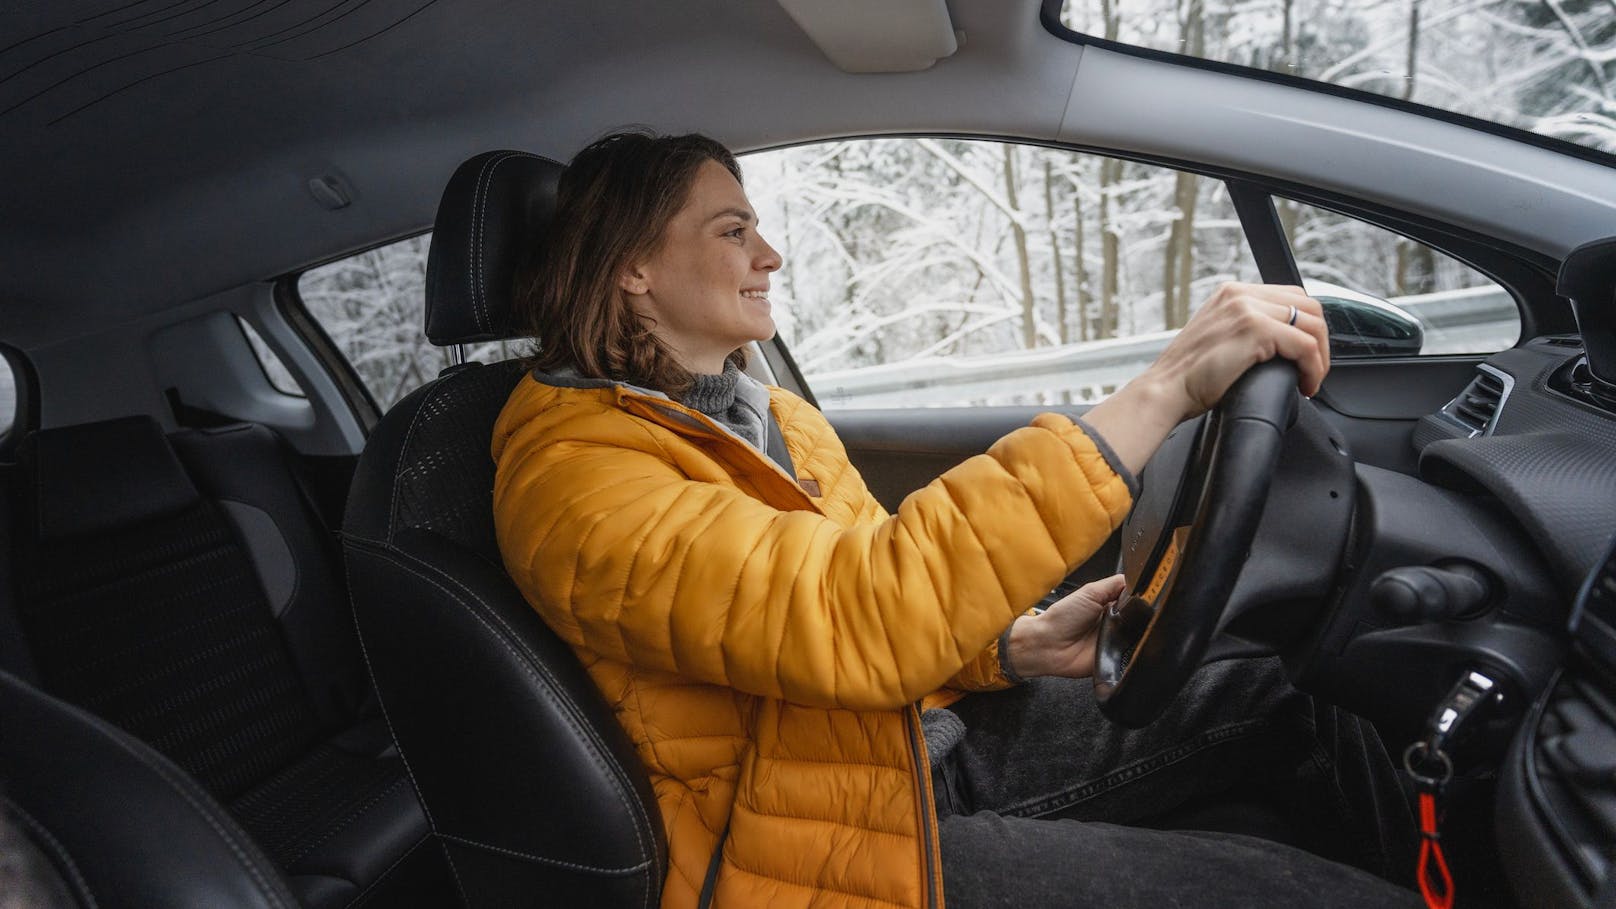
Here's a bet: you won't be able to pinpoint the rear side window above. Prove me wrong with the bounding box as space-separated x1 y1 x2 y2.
297 235 520 410
0 356 15 438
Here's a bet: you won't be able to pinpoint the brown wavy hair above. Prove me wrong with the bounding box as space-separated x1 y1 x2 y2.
516 130 748 397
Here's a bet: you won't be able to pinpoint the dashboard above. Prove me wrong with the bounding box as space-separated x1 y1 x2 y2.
1410 335 1616 906
1414 336 1616 597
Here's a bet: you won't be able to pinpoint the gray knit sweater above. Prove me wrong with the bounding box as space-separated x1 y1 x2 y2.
682 363 770 454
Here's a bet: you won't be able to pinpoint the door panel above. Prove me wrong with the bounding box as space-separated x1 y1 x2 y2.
829 406 1053 513
829 356 1483 509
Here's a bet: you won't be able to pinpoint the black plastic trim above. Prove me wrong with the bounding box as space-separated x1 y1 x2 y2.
757 337 819 409
1038 0 1616 173
1227 182 1302 286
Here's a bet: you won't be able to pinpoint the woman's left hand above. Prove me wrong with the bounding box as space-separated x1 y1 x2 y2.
1006 574 1128 680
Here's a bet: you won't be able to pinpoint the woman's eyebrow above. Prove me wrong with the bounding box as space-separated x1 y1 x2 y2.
706 207 755 224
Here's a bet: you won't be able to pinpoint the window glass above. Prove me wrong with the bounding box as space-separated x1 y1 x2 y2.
298 235 518 410
235 316 305 397
1056 0 1616 157
1278 198 1519 355
745 138 1260 408
0 355 15 438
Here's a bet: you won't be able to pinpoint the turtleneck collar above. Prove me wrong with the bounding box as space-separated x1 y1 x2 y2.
682 362 743 414
681 362 769 453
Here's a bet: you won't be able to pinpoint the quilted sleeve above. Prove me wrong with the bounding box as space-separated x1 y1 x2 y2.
494 411 1132 711
942 633 1016 692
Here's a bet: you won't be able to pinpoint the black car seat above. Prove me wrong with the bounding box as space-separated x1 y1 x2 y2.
1 667 300 909
2 416 453 908
341 151 666 906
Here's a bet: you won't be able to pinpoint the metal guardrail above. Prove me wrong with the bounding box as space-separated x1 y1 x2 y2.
812 285 1521 408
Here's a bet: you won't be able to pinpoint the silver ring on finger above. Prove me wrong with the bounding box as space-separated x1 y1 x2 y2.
1286 304 1298 326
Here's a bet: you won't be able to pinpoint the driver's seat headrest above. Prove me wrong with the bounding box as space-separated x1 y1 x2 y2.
424 150 564 346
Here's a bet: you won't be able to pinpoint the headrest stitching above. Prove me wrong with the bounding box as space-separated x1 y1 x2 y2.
471 151 540 337
467 153 503 335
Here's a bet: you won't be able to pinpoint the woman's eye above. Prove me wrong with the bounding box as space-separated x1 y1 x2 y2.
725 226 746 240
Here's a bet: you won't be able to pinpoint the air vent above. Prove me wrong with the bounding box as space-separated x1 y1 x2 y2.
1440 365 1512 436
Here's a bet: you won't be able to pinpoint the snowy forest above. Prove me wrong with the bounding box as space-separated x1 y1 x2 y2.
297 0 1611 410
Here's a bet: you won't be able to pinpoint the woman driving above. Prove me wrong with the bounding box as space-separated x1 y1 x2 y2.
492 131 1420 908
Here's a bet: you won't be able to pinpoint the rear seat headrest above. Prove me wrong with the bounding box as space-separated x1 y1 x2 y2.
21 416 202 542
423 150 564 347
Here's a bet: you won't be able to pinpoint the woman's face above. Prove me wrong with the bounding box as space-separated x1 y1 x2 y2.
622 160 782 374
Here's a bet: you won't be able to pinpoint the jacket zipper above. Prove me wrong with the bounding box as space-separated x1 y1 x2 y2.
697 820 731 909
627 387 929 903
905 704 942 909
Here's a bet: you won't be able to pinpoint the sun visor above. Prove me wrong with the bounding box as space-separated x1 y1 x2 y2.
777 0 959 73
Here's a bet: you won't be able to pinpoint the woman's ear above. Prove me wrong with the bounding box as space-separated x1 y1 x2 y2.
619 264 650 297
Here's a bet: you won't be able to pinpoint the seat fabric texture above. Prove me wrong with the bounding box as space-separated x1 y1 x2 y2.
3 415 453 909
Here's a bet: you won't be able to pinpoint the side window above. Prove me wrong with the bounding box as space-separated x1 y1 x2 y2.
0 355 16 439
297 235 520 411
1277 200 1519 356
744 139 1260 408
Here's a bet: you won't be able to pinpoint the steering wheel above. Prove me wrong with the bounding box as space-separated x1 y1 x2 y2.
1093 358 1301 727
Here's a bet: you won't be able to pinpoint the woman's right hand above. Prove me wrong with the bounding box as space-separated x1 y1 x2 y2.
1149 282 1330 419
1079 282 1330 476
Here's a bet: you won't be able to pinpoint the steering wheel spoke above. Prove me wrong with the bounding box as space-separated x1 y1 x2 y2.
1095 359 1302 727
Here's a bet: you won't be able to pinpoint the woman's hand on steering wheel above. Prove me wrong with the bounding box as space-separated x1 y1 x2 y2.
1083 283 1331 476
1006 574 1128 680
1154 282 1331 415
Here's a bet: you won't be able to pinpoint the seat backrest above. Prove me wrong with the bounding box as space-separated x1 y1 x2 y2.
10 416 332 798
342 150 665 908
168 421 368 720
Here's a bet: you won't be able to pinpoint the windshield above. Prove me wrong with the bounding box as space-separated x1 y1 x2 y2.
1057 0 1616 157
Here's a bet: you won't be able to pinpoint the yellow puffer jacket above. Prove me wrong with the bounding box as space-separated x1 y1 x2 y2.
492 371 1133 909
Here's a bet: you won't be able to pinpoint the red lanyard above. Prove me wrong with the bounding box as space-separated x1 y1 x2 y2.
1403 670 1498 909
1415 789 1453 909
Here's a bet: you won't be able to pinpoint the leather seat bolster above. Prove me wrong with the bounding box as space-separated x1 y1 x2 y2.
0 669 301 909
345 527 666 906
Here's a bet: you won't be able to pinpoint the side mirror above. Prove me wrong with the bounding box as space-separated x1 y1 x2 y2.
1304 280 1424 357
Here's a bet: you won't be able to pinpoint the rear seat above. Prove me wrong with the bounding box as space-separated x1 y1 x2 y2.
3 415 452 908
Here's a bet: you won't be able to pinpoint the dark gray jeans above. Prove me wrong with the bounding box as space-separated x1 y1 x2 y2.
924 657 1424 908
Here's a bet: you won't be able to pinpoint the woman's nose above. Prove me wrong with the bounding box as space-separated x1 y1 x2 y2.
755 235 782 272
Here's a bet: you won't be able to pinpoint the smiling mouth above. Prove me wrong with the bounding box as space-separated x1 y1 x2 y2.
741 290 770 304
